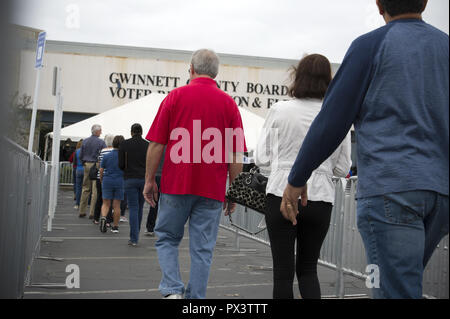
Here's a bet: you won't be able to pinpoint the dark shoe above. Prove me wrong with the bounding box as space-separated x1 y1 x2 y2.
88 215 94 220
79 213 86 218
128 240 137 247
100 217 107 233
111 226 119 234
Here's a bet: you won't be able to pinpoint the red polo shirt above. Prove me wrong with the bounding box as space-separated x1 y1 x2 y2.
146 77 246 202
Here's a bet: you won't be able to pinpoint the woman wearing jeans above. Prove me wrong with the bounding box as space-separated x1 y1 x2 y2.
255 54 352 299
93 134 115 225
99 135 125 234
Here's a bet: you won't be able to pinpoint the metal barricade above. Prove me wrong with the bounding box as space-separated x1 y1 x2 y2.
319 177 369 298
220 176 449 299
423 231 449 299
0 138 51 298
59 161 73 186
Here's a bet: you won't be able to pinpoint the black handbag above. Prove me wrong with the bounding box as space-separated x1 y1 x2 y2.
89 163 99 180
226 167 268 215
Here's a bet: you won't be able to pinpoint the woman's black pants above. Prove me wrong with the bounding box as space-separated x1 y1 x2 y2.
265 194 332 299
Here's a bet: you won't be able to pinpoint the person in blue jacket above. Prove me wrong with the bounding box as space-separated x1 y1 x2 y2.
73 140 84 209
280 0 448 299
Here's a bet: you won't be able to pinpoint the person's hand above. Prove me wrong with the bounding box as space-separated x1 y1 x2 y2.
143 179 159 207
223 200 236 216
280 183 308 226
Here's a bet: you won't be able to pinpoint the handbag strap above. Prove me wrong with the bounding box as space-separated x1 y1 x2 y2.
227 214 267 236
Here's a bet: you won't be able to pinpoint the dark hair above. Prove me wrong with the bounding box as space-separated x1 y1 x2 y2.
131 123 143 136
288 54 332 100
113 135 125 149
379 0 425 17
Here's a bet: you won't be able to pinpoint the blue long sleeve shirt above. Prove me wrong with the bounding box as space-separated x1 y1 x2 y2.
79 135 107 163
288 19 449 198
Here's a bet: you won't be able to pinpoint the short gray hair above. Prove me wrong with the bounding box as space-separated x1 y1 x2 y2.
91 124 102 134
190 49 219 78
103 134 114 147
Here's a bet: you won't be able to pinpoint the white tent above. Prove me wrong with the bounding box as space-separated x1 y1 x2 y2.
46 93 265 156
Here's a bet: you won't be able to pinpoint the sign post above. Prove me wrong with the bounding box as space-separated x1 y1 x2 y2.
47 66 63 232
27 31 46 153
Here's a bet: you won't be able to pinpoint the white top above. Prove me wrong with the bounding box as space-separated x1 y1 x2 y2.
255 98 352 204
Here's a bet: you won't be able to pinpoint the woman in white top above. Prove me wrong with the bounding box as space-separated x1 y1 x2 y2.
255 54 352 299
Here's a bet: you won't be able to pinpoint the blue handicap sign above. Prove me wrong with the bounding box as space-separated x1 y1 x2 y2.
35 31 46 69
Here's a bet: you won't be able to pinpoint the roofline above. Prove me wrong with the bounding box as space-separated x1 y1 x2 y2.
45 40 299 62
21 39 340 70
11 24 44 37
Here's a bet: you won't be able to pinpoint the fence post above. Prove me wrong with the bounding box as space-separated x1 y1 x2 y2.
47 66 63 232
233 206 242 251
23 152 35 289
332 178 345 298
17 152 32 298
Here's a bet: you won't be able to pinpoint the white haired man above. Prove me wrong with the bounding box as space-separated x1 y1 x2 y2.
79 124 106 218
143 49 246 299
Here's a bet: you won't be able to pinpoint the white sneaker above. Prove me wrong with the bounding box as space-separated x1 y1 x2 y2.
74 205 79 209
119 216 128 222
163 294 183 299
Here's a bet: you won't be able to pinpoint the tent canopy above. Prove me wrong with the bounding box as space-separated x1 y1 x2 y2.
47 93 265 152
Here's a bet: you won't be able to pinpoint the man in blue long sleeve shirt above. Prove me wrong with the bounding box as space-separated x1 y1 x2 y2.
281 0 448 299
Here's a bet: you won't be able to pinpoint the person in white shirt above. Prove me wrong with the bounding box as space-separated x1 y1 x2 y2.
255 54 352 299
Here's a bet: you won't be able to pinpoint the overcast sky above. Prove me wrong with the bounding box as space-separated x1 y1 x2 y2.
11 0 449 63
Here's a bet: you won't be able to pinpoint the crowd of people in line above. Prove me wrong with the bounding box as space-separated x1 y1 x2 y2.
65 0 448 300
69 123 163 245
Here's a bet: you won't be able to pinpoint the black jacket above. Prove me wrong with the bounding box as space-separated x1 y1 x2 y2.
118 136 149 179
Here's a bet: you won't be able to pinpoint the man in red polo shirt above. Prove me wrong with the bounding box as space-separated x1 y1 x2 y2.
143 49 245 299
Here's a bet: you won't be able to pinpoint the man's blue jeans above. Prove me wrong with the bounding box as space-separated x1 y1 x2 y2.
357 190 449 299
75 169 84 206
124 178 145 244
155 193 223 299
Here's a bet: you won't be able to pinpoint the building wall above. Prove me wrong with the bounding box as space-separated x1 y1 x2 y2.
18 40 340 119
17 39 345 159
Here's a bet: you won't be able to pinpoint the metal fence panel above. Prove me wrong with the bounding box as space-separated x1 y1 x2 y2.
220 176 449 299
423 236 449 299
0 138 51 299
0 142 29 298
59 161 73 185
